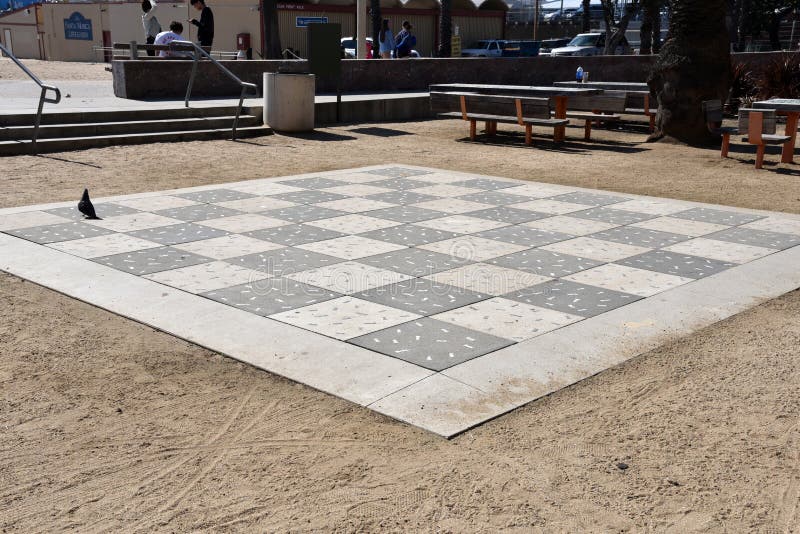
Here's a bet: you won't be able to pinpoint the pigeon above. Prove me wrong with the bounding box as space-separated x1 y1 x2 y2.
78 189 100 220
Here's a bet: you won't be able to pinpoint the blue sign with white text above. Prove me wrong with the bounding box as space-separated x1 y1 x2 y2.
64 12 93 41
296 16 328 28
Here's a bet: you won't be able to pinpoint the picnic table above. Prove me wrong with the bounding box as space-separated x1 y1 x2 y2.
753 98 800 164
554 81 649 92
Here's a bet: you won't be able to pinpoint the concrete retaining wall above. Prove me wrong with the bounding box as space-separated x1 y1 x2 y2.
113 52 793 100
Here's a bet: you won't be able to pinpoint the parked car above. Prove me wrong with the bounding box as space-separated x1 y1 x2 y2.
341 37 373 59
500 40 541 57
544 8 576 24
550 32 631 56
564 4 605 22
539 37 571 55
461 39 506 57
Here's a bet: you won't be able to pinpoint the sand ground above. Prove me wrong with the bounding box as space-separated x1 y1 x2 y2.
1 62 800 532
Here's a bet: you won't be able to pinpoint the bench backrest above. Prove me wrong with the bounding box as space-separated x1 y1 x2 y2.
624 92 651 111
430 92 551 120
738 107 777 135
702 99 723 124
566 94 627 113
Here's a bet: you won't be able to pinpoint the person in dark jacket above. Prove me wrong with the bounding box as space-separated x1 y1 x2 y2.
189 0 214 48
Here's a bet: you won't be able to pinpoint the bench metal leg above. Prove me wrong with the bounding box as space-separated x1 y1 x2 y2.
755 144 765 169
469 120 476 141
721 133 730 158
525 124 532 146
584 120 592 141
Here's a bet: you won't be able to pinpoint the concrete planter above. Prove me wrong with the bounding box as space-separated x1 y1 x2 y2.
264 73 315 132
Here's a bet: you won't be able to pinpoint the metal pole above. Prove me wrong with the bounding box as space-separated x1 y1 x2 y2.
185 52 199 108
356 0 367 58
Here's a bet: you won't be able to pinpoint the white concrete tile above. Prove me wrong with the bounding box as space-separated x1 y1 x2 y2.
541 237 651 262
509 199 588 214
564 263 693 297
0 211 72 231
328 172 394 183
196 214 289 232
741 216 800 236
423 263 552 296
144 260 270 293
497 183 575 198
631 216 729 237
314 198 397 213
417 236 529 261
324 184 395 197
214 196 298 213
270 296 421 340
86 212 183 232
412 184 483 197
663 238 777 264
411 198 494 214
173 234 284 259
295 235 407 260
410 172 474 183
284 261 414 294
432 297 582 342
115 195 198 211
305 214 401 234
524 215 619 235
47 233 161 259
610 198 688 216
225 181 304 196
414 215 509 234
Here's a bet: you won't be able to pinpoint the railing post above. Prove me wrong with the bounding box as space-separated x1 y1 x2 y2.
130 41 138 60
32 85 47 153
185 52 199 108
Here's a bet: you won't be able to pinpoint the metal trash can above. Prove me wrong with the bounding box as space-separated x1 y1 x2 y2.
263 73 315 132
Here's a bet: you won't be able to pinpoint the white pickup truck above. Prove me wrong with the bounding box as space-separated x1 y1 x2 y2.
460 39 506 57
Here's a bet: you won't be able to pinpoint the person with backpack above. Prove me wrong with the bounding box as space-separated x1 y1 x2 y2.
141 0 161 57
394 20 416 58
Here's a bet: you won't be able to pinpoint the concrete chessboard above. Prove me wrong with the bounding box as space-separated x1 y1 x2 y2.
2 164 800 438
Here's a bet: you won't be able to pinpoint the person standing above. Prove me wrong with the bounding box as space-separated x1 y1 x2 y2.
141 0 161 57
378 19 393 59
189 0 214 49
394 20 415 58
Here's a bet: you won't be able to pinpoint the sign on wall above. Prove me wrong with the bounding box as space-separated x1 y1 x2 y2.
64 12 92 41
296 16 328 28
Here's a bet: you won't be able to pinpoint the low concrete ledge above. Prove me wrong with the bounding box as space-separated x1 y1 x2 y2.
113 52 792 100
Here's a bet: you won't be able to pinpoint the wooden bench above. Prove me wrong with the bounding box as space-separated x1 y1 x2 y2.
558 93 626 140
623 92 656 132
703 99 741 158
738 108 790 169
430 91 569 145
112 42 211 60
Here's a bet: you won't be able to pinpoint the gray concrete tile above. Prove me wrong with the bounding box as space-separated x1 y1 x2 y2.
616 250 736 279
44 203 140 220
590 226 690 248
260 204 348 223
359 224 460 246
503 279 641 317
457 191 531 206
243 223 345 246
277 177 350 189
4 221 115 244
670 207 764 226
548 191 629 206
155 203 243 222
349 317 513 371
366 178 431 190
176 188 256 203
362 205 447 223
202 277 341 316
366 190 439 205
127 223 229 245
93 246 212 275
449 178 518 190
704 227 800 250
225 246 343 276
467 206 551 225
354 277 488 315
357 248 473 277
488 249 603 277
269 190 349 204
571 207 656 225
475 226 573 247
364 167 432 178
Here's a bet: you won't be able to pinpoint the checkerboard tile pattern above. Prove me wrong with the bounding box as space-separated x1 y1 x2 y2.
4 165 799 435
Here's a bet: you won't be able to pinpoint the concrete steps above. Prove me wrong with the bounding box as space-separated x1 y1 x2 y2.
0 105 272 156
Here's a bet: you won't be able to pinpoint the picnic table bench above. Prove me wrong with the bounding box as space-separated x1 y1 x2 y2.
430 91 568 145
554 81 655 132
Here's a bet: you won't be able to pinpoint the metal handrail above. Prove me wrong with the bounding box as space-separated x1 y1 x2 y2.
0 42 61 150
169 40 258 140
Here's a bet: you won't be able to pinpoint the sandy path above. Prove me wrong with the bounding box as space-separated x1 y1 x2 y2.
1 119 799 531
0 58 111 81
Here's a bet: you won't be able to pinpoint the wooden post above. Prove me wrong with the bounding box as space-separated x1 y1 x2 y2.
780 111 798 164
554 95 567 142
721 133 730 158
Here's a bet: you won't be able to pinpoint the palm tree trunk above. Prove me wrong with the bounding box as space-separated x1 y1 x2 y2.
439 0 452 57
370 0 381 59
647 0 732 144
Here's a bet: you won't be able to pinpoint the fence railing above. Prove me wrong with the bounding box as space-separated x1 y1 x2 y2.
169 40 258 140
0 42 61 151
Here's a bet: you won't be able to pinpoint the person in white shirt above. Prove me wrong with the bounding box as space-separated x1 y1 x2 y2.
141 0 161 57
154 21 188 57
